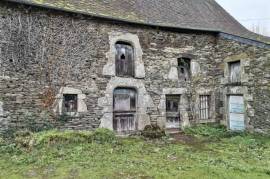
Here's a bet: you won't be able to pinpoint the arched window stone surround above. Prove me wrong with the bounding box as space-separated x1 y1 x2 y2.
98 77 154 131
103 32 145 78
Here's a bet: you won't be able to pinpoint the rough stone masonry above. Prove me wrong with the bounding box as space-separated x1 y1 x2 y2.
0 1 269 134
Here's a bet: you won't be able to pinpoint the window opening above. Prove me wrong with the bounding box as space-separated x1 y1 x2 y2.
63 94 78 113
199 95 210 120
178 58 191 81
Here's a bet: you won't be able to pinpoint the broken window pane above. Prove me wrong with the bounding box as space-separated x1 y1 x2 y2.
115 42 134 77
166 95 181 128
199 95 210 120
178 58 191 81
63 94 78 113
229 61 241 83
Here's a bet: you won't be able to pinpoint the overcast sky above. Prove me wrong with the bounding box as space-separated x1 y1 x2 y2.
216 0 270 36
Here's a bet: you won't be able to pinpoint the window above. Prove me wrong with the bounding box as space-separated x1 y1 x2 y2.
199 95 210 120
63 94 78 113
166 95 181 128
229 61 241 83
178 58 191 81
113 88 137 133
115 42 134 77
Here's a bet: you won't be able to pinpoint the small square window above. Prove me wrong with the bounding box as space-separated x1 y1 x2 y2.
63 94 78 113
199 95 210 120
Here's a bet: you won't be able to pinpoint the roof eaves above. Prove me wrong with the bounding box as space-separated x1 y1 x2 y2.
219 33 270 49
6 0 220 33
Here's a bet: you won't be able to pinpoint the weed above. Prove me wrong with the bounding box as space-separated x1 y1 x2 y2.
184 123 226 136
0 137 4 145
92 128 116 144
0 126 269 179
33 130 93 146
14 130 34 149
141 124 166 139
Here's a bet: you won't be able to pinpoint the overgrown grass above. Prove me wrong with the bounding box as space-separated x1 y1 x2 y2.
0 126 270 179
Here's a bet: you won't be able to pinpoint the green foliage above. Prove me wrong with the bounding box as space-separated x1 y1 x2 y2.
23 112 54 133
11 129 116 148
184 123 229 138
14 130 34 148
0 137 4 145
0 127 270 178
92 128 116 144
33 130 93 146
141 124 166 139
1 111 54 140
1 127 17 139
57 114 70 123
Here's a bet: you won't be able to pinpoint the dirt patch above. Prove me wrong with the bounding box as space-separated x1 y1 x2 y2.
169 132 206 149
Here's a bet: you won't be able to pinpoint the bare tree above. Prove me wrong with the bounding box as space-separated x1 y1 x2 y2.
250 23 270 36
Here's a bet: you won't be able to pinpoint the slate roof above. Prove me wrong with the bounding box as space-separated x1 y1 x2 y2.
6 0 270 44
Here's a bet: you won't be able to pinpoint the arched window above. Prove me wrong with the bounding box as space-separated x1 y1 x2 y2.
113 88 137 133
115 42 134 77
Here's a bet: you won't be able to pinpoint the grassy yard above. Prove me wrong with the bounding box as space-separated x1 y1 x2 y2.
0 125 270 179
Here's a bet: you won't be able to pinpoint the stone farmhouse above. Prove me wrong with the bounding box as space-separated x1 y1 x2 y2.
0 0 270 134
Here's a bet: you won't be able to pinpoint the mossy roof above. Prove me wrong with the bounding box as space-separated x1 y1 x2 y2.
6 0 270 44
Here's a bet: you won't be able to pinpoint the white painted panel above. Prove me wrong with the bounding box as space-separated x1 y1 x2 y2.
229 95 245 131
229 113 245 131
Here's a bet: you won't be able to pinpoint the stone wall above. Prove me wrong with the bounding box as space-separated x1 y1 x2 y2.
0 2 269 133
217 37 270 132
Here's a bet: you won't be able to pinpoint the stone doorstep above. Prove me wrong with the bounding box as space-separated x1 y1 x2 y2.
165 128 182 134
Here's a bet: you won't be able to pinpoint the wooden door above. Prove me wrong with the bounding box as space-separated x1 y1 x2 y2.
115 43 134 77
113 88 137 133
229 95 245 131
166 95 181 129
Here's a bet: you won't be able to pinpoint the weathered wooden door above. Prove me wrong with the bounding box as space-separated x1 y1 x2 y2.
166 95 181 129
229 95 245 131
229 61 241 83
113 88 137 133
115 42 134 77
